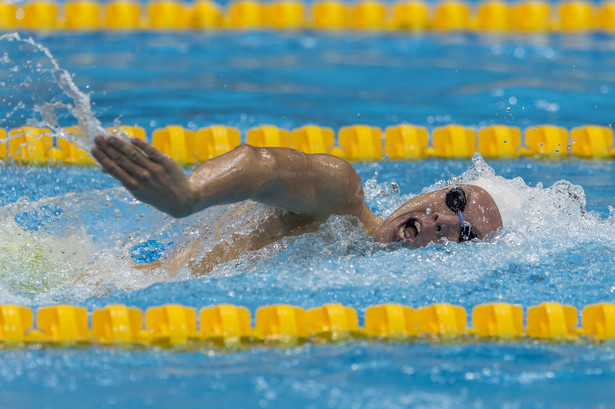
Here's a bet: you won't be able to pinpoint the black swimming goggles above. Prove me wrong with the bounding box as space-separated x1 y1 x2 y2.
445 187 478 243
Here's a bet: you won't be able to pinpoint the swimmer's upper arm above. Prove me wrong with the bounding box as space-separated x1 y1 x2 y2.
187 145 365 220
254 149 365 219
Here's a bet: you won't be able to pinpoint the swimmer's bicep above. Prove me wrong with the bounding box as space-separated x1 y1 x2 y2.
253 151 365 218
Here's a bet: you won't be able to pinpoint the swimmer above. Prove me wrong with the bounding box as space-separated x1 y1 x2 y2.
91 135 505 273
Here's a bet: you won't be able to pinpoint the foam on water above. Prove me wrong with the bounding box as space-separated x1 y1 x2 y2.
172 155 615 310
0 186 170 304
0 33 106 147
1 154 614 308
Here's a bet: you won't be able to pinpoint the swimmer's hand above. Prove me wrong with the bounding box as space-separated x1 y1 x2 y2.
91 135 196 217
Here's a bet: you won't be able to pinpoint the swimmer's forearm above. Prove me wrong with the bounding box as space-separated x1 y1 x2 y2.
186 145 275 211
187 145 365 218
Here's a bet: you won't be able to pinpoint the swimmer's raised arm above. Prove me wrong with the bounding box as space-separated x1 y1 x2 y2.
186 143 367 220
91 135 371 222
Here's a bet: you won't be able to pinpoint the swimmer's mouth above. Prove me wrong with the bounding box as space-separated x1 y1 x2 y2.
397 218 421 242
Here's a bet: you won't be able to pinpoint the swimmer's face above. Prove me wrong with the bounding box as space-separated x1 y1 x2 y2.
372 185 503 248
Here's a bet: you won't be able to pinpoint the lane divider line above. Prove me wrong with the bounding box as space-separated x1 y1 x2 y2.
0 302 614 347
1 0 614 32
1 123 614 165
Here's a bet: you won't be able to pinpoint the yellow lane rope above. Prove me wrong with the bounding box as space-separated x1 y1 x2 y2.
0 302 612 347
1 123 613 165
0 0 614 33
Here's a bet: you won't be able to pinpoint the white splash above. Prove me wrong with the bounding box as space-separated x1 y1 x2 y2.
0 188 169 305
0 156 613 307
0 32 107 148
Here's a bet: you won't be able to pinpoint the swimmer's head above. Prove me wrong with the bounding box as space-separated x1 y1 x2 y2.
372 185 503 248
468 176 523 228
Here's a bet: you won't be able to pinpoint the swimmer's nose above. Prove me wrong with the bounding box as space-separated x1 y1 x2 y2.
429 212 460 241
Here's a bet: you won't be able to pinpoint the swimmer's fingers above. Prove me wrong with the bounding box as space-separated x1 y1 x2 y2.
128 139 188 184
92 135 160 185
130 138 172 166
91 143 139 190
102 136 156 170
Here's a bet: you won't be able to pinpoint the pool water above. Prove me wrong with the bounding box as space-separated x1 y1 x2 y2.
1 31 615 408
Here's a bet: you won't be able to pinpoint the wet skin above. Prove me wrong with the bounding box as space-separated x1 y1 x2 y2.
91 136 504 273
371 186 503 248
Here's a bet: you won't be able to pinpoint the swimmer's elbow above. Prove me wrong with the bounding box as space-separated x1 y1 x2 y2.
229 144 281 192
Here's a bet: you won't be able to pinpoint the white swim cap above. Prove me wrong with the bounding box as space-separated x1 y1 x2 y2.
469 177 523 228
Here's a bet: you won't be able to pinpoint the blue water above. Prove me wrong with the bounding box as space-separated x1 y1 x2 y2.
1 32 615 408
1 343 614 409
2 32 614 135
